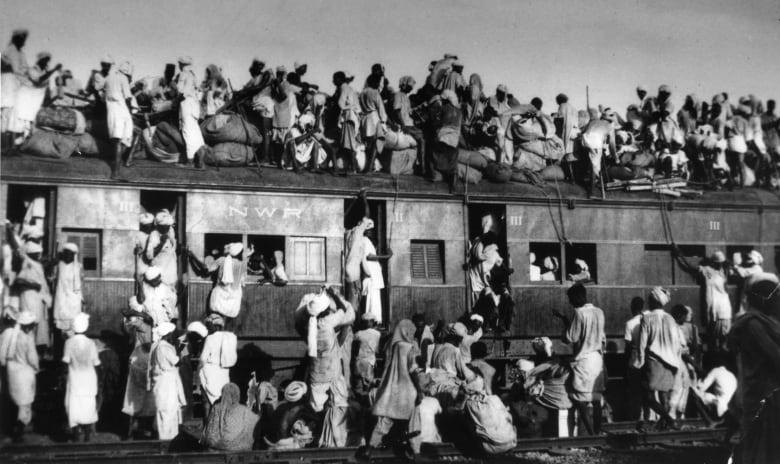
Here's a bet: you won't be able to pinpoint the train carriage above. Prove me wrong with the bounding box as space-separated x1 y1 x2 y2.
2 156 779 377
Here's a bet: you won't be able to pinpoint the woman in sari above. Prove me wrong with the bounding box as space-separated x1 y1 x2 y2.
202 382 259 451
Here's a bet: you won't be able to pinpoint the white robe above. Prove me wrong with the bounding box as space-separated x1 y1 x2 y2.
63 334 100 427
361 239 384 323
198 331 237 404
54 261 83 332
150 340 186 439
122 345 155 417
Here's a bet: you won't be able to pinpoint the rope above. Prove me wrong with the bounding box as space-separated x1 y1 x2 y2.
553 175 569 244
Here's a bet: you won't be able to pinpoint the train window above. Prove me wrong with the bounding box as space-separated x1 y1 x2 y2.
6 185 55 255
529 242 561 283
565 243 597 284
140 190 179 216
286 236 326 281
674 245 706 285
203 233 242 260
247 235 286 277
61 229 101 277
410 240 445 284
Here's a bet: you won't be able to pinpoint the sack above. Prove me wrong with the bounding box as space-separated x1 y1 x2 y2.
540 164 565 181
382 128 417 150
607 166 635 181
205 142 254 167
153 121 185 154
75 132 101 156
457 162 483 184
457 149 489 169
483 162 512 183
145 127 179 163
465 394 517 454
384 148 416 175
510 168 545 186
36 107 85 134
201 113 263 146
19 128 79 159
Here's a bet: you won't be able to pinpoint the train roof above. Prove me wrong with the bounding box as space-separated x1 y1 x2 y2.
3 155 780 211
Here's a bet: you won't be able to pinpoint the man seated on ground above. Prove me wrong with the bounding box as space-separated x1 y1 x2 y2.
468 342 495 395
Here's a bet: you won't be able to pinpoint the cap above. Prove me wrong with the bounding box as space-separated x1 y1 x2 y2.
206 313 226 327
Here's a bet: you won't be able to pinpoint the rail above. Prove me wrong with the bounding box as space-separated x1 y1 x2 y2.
0 424 726 464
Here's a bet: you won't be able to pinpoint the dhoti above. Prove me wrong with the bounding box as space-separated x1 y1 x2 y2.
106 99 134 146
179 97 204 159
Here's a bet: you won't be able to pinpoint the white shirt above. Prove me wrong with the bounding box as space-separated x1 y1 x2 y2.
698 366 737 417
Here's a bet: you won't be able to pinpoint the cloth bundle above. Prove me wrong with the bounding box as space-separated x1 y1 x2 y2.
148 121 185 163
205 143 254 167
19 127 81 159
35 107 86 134
201 113 263 146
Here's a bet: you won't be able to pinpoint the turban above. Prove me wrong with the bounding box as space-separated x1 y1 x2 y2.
443 53 458 59
72 313 90 334
361 218 375 230
118 61 134 76
361 311 377 321
156 321 176 337
532 337 553 358
276 65 287 74
516 359 535 373
187 321 208 338
543 256 559 271
298 113 316 129
144 266 162 281
18 311 37 325
62 242 79 253
470 314 484 323
636 85 647 93
23 228 44 239
658 84 671 94
100 55 115 65
311 93 327 107
496 84 508 93
441 89 458 107
177 56 193 65
251 58 265 68
650 286 670 307
746 250 764 265
220 243 244 286
24 241 43 254
529 252 536 263
452 60 463 67
738 103 752 116
154 210 174 226
450 322 468 337
284 381 308 402
293 61 306 70
139 213 155 225
226 243 243 257
11 29 28 38
574 259 589 272
36 52 51 61
344 71 354 80
399 76 416 88
206 313 226 327
711 251 726 263
305 292 332 357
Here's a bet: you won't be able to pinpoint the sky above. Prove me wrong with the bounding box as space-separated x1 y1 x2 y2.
2 0 779 112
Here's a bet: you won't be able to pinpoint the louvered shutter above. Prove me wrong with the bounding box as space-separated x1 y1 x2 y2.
410 242 427 279
62 230 101 277
410 241 444 284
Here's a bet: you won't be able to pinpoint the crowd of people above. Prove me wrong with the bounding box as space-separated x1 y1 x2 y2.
1 198 779 463
3 28 780 196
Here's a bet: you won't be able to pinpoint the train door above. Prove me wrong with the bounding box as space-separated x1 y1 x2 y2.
466 203 507 308
140 190 187 318
344 196 389 325
5 184 57 258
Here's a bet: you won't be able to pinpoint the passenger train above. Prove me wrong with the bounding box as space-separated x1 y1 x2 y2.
2 155 779 385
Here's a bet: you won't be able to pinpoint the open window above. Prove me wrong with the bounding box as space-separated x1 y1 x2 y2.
344 197 389 320
644 244 705 286
411 240 445 284
529 242 561 283
725 245 755 284
61 229 101 277
468 204 507 254
247 234 286 276
675 245 706 285
5 184 57 256
565 243 597 284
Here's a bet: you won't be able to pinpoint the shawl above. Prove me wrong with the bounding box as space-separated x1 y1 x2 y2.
203 382 259 451
373 320 419 419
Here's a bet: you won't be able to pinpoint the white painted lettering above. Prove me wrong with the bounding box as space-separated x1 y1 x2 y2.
708 220 720 231
283 208 302 219
255 207 277 218
509 215 522 226
229 206 248 217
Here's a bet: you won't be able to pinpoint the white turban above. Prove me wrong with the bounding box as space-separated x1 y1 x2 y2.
574 259 589 272
532 337 553 358
450 322 468 337
227 243 243 257
72 313 90 334
441 89 459 107
144 266 162 281
543 256 559 271
63 242 79 253
17 311 37 325
206 313 226 327
139 213 155 225
516 359 535 373
284 381 308 402
156 322 176 337
154 210 174 226
470 314 484 324
221 243 244 286
187 321 208 338
747 250 764 266
24 241 43 254
650 286 670 307
305 292 332 357
711 251 727 264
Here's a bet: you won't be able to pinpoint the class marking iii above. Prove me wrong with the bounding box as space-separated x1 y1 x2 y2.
708 220 720 231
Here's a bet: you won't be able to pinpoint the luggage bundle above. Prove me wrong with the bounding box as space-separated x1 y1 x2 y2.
455 149 490 184
18 107 98 159
378 126 418 175
200 113 261 167
147 121 185 163
35 107 86 135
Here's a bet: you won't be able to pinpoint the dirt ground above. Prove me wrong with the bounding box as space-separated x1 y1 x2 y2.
511 443 731 464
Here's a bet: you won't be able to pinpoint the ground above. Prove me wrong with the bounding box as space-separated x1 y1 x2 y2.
512 444 730 464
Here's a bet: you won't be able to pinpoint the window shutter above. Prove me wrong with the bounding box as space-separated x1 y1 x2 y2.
410 240 444 284
410 242 427 279
287 236 326 281
61 230 101 277
425 244 443 279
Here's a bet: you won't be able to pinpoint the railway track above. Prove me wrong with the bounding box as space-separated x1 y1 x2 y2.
0 421 725 464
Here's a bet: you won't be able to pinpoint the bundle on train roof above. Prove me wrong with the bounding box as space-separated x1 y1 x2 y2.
201 113 263 146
